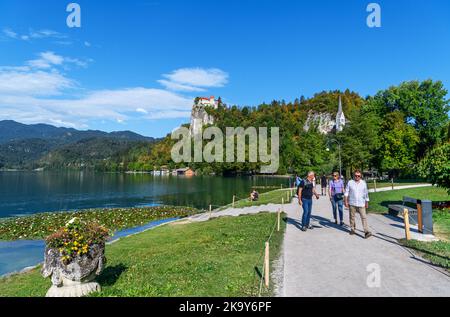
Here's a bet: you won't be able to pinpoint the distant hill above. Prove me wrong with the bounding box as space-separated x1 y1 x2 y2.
0 121 157 170
0 120 153 144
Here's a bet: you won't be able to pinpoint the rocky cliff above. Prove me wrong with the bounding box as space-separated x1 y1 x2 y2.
303 111 336 134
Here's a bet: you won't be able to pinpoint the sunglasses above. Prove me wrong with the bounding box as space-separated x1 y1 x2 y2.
354 175 362 178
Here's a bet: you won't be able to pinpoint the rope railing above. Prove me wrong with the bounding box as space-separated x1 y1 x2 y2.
253 213 280 297
191 186 291 296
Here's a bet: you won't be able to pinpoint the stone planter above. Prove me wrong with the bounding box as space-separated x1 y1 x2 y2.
42 244 106 297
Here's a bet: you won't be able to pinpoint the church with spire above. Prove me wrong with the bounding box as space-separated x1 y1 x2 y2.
335 96 346 132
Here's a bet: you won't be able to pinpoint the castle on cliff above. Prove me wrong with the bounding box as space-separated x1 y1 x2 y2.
189 96 219 136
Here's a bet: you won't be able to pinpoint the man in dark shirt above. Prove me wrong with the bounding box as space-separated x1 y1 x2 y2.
320 174 328 196
298 171 320 231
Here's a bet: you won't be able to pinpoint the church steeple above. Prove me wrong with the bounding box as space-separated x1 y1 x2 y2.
336 95 346 132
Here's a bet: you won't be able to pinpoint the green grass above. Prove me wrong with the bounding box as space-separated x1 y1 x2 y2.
0 212 286 297
221 189 294 210
400 239 450 272
432 210 450 241
0 206 199 241
368 186 449 214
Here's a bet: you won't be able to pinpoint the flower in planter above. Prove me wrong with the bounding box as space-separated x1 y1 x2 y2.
42 218 111 296
45 218 110 265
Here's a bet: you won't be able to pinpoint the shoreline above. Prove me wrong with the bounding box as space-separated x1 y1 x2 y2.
0 217 181 278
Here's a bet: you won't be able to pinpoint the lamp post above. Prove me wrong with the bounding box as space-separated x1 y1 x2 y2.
327 139 342 177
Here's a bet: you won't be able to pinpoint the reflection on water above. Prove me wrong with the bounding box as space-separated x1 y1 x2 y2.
0 171 291 218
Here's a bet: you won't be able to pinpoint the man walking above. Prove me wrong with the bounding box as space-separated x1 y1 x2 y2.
320 174 328 196
329 172 345 226
298 171 320 232
344 170 372 239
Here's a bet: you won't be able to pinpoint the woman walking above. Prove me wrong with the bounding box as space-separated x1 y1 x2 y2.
329 172 345 226
298 171 320 232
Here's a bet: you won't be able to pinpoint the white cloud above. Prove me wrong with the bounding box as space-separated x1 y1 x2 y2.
136 108 148 114
3 28 67 42
0 87 193 128
0 55 227 129
27 52 64 69
26 51 90 70
0 70 75 96
3 28 18 39
159 67 229 92
157 79 205 92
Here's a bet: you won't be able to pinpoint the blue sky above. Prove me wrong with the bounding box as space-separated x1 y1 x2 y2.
0 0 449 137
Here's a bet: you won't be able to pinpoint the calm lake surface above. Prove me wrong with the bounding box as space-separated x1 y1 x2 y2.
0 172 291 218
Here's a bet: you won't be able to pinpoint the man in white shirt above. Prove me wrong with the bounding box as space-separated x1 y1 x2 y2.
344 170 372 239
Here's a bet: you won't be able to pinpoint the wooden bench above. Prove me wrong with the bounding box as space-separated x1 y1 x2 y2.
388 196 419 217
388 196 434 234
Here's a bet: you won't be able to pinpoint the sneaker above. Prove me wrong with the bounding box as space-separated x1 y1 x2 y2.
334 220 338 225
365 232 373 239
340 222 345 226
301 226 307 232
308 225 314 230
349 230 356 236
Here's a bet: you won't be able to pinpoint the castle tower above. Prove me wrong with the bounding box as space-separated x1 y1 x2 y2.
336 96 346 132
189 96 218 136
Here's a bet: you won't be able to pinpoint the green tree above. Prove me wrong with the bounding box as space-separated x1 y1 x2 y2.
417 142 450 193
367 80 450 157
338 108 380 178
377 111 420 176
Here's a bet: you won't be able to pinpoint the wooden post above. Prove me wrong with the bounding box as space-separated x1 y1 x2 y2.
282 197 284 211
417 203 423 234
287 191 289 202
264 242 270 288
403 209 411 241
281 184 283 189
277 209 281 232
209 205 212 219
232 195 235 208
391 178 394 190
374 179 377 193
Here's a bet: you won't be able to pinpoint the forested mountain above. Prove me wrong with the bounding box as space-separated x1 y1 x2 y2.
0 121 156 170
0 120 152 144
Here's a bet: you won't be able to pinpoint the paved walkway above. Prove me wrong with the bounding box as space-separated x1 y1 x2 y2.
186 184 450 297
281 194 450 297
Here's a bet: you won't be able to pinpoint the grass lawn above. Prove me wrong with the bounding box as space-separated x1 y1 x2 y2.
369 186 450 271
0 212 285 297
368 186 449 214
221 189 295 210
433 210 450 241
400 239 450 273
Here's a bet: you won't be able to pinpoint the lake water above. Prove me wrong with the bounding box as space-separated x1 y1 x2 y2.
0 172 291 276
0 171 291 218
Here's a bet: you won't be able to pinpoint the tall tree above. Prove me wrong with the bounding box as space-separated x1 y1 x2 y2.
376 111 420 176
367 80 450 157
